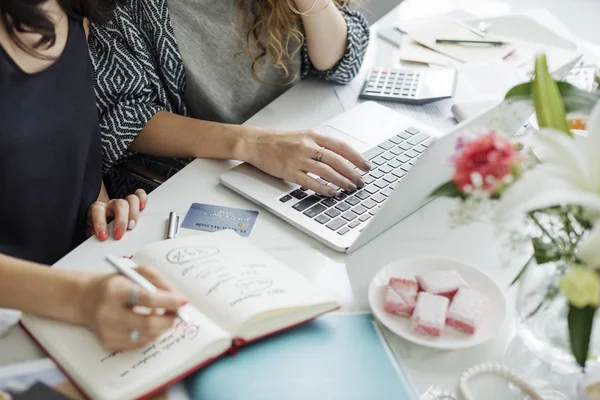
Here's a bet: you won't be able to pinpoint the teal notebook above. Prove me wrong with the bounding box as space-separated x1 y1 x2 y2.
185 313 419 400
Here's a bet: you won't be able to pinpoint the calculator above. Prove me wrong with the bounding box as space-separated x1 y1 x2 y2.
359 67 458 105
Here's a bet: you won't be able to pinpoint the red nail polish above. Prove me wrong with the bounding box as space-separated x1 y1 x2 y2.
140 202 146 211
181 300 189 306
114 228 124 240
98 231 108 241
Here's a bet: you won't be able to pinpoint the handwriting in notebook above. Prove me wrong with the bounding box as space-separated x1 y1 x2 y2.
98 319 201 378
164 246 289 307
166 246 219 265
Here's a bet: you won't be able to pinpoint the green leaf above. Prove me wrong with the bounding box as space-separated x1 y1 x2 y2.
532 55 572 136
568 305 597 368
429 180 465 199
532 236 562 265
505 81 600 115
505 81 533 99
510 254 534 287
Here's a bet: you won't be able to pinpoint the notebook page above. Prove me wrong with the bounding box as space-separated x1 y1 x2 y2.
133 231 338 338
20 307 230 400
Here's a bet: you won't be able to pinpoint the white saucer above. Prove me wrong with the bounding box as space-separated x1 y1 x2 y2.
368 256 508 349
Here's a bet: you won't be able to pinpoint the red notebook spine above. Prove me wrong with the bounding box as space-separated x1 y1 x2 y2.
230 306 340 349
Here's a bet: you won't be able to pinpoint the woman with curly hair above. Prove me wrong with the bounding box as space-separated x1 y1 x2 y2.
90 0 371 198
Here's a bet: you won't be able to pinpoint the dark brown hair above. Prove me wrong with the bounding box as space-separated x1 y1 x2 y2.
0 0 123 53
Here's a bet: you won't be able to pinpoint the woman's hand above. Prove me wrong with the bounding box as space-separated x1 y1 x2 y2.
87 189 148 241
78 266 187 351
240 129 371 196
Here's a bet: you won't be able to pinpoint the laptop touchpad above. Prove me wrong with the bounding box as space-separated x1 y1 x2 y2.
315 125 372 154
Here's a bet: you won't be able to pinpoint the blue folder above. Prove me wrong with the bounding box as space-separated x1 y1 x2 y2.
186 313 419 400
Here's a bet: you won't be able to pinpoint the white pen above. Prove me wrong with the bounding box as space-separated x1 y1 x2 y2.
166 211 179 239
105 254 191 324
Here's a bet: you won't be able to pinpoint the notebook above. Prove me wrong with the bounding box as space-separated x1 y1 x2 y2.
186 313 420 400
19 230 339 400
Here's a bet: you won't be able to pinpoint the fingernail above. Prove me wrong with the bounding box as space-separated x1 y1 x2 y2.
98 231 108 241
114 228 124 240
364 161 372 171
328 189 337 197
348 183 357 192
357 177 365 189
128 220 136 230
176 294 189 305
140 202 146 211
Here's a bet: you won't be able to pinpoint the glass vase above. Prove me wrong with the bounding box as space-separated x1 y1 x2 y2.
510 260 600 397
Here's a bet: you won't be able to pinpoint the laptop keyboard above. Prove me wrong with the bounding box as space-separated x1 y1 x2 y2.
278 127 433 235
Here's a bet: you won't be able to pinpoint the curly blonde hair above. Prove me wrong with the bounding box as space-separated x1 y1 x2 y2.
239 0 351 83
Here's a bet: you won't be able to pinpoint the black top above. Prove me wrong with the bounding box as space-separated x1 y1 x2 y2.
0 16 101 264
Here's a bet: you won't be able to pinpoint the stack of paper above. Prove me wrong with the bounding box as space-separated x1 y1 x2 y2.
404 16 515 64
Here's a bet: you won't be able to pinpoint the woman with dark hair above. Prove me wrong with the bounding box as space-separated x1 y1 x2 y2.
89 0 371 199
0 0 184 350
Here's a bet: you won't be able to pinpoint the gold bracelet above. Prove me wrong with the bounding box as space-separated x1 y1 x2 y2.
303 0 333 16
287 0 319 16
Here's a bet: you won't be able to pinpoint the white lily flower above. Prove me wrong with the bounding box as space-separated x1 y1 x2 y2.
494 101 600 222
579 221 600 268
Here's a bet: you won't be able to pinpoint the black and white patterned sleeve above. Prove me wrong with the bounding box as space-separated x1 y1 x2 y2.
88 0 186 173
300 8 370 84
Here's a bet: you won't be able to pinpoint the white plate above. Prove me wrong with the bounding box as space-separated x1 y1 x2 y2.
368 256 508 349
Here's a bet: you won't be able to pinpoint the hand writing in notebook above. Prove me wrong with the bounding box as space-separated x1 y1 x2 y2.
20 231 339 399
78 265 188 351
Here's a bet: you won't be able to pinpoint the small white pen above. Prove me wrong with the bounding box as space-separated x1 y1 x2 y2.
105 254 191 324
167 211 179 239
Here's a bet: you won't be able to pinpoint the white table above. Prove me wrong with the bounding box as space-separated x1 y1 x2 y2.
1 1 599 398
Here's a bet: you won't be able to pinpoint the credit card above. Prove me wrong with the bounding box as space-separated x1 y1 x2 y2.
181 203 259 237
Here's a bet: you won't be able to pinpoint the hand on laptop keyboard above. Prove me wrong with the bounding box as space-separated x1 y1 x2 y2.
241 128 371 197
279 127 433 235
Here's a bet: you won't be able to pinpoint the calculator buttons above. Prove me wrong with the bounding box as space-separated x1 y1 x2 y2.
360 67 455 104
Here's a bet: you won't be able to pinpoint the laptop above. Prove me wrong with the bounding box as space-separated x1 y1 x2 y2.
220 55 582 253
221 101 499 253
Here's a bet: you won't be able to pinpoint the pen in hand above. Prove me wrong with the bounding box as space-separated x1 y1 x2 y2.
105 254 191 324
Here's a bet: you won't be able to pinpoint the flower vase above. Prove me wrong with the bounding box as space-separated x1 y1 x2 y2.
509 260 600 397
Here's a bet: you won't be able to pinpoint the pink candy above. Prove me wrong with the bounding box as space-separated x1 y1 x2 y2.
446 288 489 334
416 269 468 300
384 278 419 317
409 292 449 337
384 269 487 337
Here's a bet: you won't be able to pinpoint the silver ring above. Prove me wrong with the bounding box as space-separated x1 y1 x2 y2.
129 329 140 344
127 285 140 307
315 147 325 162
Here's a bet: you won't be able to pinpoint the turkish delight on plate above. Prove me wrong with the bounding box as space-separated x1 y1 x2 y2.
446 288 489 334
409 292 450 337
384 277 419 316
416 269 468 300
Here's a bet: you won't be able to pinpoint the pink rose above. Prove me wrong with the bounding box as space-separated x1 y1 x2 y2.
452 130 522 195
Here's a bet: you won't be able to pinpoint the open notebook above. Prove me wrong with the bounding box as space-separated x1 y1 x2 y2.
20 230 338 400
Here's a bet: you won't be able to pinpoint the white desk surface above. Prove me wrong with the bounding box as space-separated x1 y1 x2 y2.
1 1 599 398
